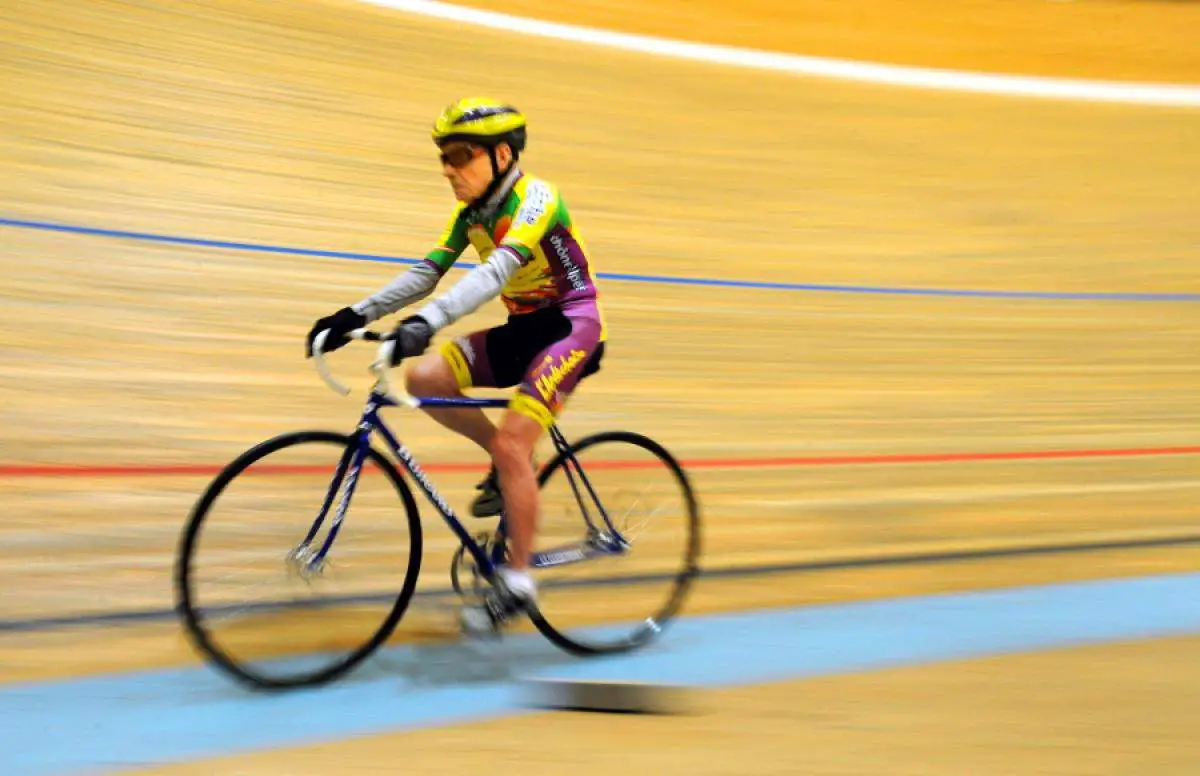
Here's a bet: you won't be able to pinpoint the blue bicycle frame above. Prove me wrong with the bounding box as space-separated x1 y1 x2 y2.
295 385 632 582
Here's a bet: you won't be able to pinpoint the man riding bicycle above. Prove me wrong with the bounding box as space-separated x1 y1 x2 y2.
306 97 607 635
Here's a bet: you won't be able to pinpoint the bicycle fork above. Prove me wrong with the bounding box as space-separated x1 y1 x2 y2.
287 429 371 580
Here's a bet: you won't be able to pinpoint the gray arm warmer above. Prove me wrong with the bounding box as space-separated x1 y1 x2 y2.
415 247 524 331
350 261 442 323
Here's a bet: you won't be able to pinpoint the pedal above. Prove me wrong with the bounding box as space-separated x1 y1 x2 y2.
459 603 504 639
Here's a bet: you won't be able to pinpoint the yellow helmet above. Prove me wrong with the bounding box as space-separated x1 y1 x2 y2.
432 97 527 155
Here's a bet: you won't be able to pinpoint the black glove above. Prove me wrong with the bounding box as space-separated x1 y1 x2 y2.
306 306 367 358
389 315 434 366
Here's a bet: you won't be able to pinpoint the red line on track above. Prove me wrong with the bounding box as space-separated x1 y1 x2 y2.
1 446 1197 478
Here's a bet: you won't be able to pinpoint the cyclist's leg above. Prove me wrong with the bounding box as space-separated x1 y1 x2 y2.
408 316 548 515
404 330 498 453
462 311 604 631
491 410 543 574
498 312 604 576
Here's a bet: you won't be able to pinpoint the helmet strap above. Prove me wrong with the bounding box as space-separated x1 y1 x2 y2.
468 156 521 218
487 146 501 179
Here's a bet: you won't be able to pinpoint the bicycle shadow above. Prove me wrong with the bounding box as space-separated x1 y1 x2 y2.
363 633 580 688
354 598 583 687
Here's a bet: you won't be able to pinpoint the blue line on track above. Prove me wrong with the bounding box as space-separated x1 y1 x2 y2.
3 573 1200 774
3 216 1198 302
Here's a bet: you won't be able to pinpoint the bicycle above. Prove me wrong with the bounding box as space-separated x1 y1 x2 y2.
174 328 701 690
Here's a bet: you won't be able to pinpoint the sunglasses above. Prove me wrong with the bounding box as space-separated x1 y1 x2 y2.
439 144 483 168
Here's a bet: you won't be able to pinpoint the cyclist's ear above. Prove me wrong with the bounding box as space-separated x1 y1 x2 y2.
495 143 514 170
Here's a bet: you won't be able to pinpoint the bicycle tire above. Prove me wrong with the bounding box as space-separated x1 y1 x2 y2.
174 430 423 690
527 430 701 655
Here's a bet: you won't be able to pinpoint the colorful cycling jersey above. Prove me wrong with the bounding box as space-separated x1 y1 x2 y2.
423 173 603 320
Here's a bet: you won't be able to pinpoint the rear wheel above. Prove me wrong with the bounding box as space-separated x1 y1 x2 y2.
527 431 701 654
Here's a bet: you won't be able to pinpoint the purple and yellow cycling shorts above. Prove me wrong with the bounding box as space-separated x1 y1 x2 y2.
438 306 604 429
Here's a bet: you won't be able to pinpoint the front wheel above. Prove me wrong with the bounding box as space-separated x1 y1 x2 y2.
174 430 423 689
527 431 701 655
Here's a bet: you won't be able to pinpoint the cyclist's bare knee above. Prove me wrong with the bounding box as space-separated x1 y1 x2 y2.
404 351 459 396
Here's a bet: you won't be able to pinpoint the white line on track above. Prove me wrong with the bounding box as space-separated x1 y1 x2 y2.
358 0 1200 107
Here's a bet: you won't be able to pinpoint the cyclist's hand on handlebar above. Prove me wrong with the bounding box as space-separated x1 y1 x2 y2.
306 307 367 358
389 315 434 366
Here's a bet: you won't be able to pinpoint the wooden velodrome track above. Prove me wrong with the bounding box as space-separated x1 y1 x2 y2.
1 0 1199 771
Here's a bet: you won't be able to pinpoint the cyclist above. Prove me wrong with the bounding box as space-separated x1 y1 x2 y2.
306 97 607 635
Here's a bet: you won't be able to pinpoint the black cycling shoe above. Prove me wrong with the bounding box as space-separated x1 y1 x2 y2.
469 457 538 518
469 466 504 518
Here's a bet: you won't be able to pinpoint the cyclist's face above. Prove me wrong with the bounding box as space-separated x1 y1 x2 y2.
439 142 511 202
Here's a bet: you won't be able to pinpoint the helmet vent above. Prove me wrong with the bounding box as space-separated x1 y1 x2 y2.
454 106 519 125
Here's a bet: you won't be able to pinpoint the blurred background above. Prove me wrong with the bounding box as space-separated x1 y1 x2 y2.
1 0 1198 773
